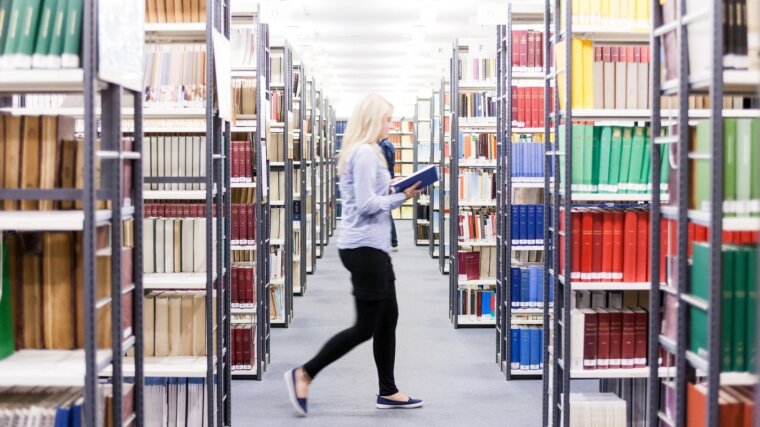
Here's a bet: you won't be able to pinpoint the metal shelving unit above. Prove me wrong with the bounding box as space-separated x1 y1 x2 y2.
306 78 317 274
413 97 433 246
315 88 326 259
328 106 338 234
438 80 451 275
293 61 307 296
429 91 440 259
335 119 347 221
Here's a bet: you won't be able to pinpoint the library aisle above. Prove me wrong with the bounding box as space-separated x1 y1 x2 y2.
233 221 546 425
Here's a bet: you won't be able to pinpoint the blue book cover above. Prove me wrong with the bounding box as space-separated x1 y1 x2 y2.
391 164 438 193
519 205 528 245
530 329 541 369
536 266 544 307
53 407 71 427
527 205 537 245
511 205 519 244
520 328 531 370
516 142 523 177
539 329 545 368
528 267 539 308
529 143 536 177
535 143 543 178
457 131 464 159
511 328 520 369
481 291 491 317
71 402 82 427
536 204 544 244
520 268 530 308
511 267 521 308
549 274 555 305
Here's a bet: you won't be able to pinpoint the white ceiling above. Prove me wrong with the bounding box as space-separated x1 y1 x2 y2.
245 0 538 117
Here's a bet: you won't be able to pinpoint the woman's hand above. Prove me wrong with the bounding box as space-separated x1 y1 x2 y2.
402 181 423 200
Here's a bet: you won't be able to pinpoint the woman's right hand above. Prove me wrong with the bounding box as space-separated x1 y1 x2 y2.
403 181 423 200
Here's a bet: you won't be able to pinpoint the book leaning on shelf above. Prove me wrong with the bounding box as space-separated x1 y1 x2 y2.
144 0 206 24
0 0 84 70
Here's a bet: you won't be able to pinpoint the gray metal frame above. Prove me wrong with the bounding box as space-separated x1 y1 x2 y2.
307 79 318 273
293 62 308 295
413 97 433 246
428 92 439 258
542 0 554 423
258 19 272 374
438 79 449 275
496 23 507 368
449 43 461 327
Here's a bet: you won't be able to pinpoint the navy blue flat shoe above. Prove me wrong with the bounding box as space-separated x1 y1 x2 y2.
376 395 424 409
284 368 308 416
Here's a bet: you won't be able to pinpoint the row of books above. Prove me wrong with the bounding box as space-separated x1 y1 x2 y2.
560 0 651 29
457 209 496 241
456 247 497 280
0 385 114 427
230 204 256 245
559 208 652 283
458 92 496 118
270 90 286 123
555 40 652 110
143 291 208 357
143 203 216 218
509 327 543 371
511 86 553 129
143 44 206 108
415 224 430 241
511 204 545 245
691 119 759 216
231 265 255 308
511 138 550 179
1 115 126 210
457 171 495 203
458 56 496 82
459 132 496 161
392 149 414 163
232 80 256 118
231 324 255 371
268 284 284 321
0 0 83 69
570 307 648 370
142 135 208 190
567 393 627 427
269 208 285 240
143 218 215 274
685 383 755 427
390 119 413 133
145 377 208 427
388 133 413 147
689 243 757 373
230 28 256 68
392 163 415 178
145 0 206 23
335 120 347 134
1 231 131 356
231 140 255 183
266 130 291 163
459 288 495 320
510 266 553 308
511 30 544 71
559 124 667 194
269 171 293 202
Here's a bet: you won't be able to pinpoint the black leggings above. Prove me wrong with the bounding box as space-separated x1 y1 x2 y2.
303 248 399 396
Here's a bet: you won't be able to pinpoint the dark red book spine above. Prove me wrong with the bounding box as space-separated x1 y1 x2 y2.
635 211 649 283
527 30 535 69
583 311 598 370
234 327 242 369
608 309 623 369
476 292 483 318
596 309 610 369
621 309 636 368
247 204 255 242
240 203 249 246
242 327 252 368
591 212 603 282
519 30 528 67
580 212 594 281
511 31 519 66
633 308 648 368
244 141 252 181
572 211 582 280
536 32 543 69
232 204 240 242
246 267 254 306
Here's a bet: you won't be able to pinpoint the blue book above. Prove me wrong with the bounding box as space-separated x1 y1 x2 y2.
536 266 544 307
549 274 555 306
536 205 544 244
511 328 520 369
527 205 537 245
391 164 438 193
511 205 519 244
520 328 531 370
53 407 71 427
520 268 530 308
535 143 542 178
481 291 491 317
71 401 82 427
516 143 523 177
530 329 541 369
528 267 540 308
539 329 545 368
511 267 521 308
519 205 528 245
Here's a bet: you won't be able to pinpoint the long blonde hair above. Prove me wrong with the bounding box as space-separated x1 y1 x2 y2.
337 93 393 176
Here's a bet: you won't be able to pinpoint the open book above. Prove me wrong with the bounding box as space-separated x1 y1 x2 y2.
391 165 439 194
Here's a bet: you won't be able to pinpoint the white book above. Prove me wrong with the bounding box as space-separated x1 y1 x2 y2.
142 136 151 190
569 309 585 370
143 219 155 274
168 378 178 426
164 218 174 273
187 379 204 427
178 135 187 190
192 136 201 191
171 136 180 191
177 378 188 426
182 218 195 273
155 219 166 273
193 218 207 273
157 136 166 191
200 136 207 190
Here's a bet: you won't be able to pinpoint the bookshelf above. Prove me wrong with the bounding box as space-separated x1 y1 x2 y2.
390 118 415 220
305 78 317 274
292 61 307 295
438 80 452 275
0 0 145 423
328 106 338 235
413 97 433 245
428 91 440 259
315 88 326 259
335 119 347 220
228 4 269 381
496 2 547 382
449 41 498 328
647 1 760 426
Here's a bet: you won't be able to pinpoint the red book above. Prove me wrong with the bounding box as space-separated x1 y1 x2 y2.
234 327 242 369
621 308 636 368
559 208 566 276
601 212 614 280
622 211 638 282
458 252 467 279
608 308 623 368
231 267 239 306
244 141 252 181
635 211 649 283
583 309 598 370
518 87 526 125
232 141 241 179
511 86 519 125
591 212 603 282
536 32 543 69
231 204 240 242
519 30 528 67
660 219 669 283
466 252 480 280
242 326 252 367
527 30 535 69
247 204 255 242
633 308 648 368
246 266 254 306
572 211 582 280
240 203 249 245
476 292 483 318
580 212 594 281
611 212 625 280
512 31 520 66
532 87 540 128
539 87 545 128
596 309 611 369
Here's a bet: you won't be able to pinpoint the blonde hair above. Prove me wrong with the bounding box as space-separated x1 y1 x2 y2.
337 93 393 175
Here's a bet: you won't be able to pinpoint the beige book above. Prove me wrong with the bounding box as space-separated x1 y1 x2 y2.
192 293 206 356
193 218 206 273
0 116 5 190
144 219 155 273
182 0 191 22
190 0 199 21
155 218 166 273
614 49 627 109
156 0 166 22
178 135 187 191
146 0 158 22
625 47 638 109
42 232 75 349
173 219 182 273
199 136 207 190
199 0 206 21
636 48 649 109
165 0 177 23
38 116 58 210
181 218 194 273
154 293 170 356
158 136 167 191
602 47 615 110
181 293 194 355
171 136 180 191
96 254 112 349
144 291 161 357
20 116 41 211
168 293 182 355
164 217 174 273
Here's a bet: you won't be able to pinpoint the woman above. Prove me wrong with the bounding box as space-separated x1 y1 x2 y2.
284 94 423 416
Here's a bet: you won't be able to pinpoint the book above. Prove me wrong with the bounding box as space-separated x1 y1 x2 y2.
144 0 206 22
391 164 438 194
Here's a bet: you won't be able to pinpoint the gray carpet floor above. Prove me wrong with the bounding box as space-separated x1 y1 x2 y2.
231 220 546 426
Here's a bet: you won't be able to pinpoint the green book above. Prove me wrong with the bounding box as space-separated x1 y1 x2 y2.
627 127 646 194
582 124 595 193
639 128 651 194
558 124 566 187
597 126 612 193
571 124 584 192
694 121 711 212
746 247 757 371
14 0 42 68
608 127 623 193
0 239 14 361
721 247 736 371
690 243 709 357
618 127 634 194
732 246 749 371
1 0 24 69
0 0 14 62
60 0 81 68
590 125 601 193
31 0 55 68
724 118 737 216
45 0 65 68
660 143 670 193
